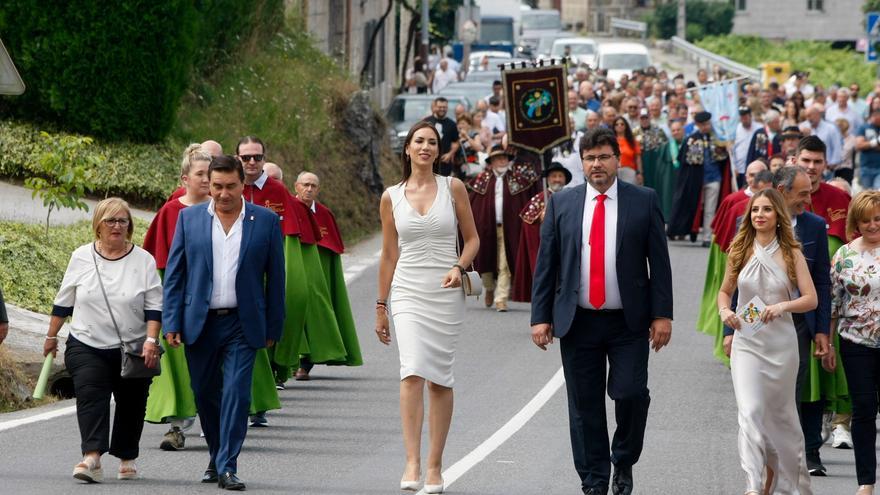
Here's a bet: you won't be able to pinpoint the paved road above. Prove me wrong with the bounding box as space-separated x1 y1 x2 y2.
0 181 154 226
0 240 862 494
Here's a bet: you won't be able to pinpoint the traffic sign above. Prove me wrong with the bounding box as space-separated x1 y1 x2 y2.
0 38 25 95
867 12 880 62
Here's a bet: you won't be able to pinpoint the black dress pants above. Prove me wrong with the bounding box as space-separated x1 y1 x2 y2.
840 337 880 485
64 336 151 459
560 308 650 491
793 316 825 454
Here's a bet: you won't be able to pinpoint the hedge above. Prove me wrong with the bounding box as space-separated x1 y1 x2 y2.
0 120 179 209
0 219 149 315
0 0 282 142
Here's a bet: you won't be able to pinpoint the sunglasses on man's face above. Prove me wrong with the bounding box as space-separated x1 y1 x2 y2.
240 154 265 163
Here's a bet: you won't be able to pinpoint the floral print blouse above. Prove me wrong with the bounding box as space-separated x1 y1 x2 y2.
831 242 880 348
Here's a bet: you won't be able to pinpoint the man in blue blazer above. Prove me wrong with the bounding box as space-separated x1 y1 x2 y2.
163 155 285 491
722 165 831 474
531 128 673 495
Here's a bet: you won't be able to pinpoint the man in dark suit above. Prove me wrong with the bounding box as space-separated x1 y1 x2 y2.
531 128 674 495
722 165 831 474
163 155 285 490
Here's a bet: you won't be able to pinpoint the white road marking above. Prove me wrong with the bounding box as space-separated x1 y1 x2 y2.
416 367 565 494
0 405 78 432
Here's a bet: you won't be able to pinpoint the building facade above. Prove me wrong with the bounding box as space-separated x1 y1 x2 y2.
732 0 862 42
286 0 409 108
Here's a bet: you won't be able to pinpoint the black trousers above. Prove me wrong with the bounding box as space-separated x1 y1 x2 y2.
560 308 650 491
64 336 151 459
793 316 825 454
840 338 880 485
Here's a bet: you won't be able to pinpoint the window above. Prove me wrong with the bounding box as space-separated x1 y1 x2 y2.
736 0 746 11
807 0 823 11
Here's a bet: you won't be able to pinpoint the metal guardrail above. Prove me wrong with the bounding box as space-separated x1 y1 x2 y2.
670 36 761 80
609 17 647 39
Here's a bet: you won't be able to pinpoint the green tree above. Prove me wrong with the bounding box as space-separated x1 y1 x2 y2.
649 0 734 41
25 132 99 237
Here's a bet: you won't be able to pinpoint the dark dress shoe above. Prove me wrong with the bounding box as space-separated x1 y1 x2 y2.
218 472 246 490
583 487 608 495
612 465 633 495
201 461 218 483
806 450 826 476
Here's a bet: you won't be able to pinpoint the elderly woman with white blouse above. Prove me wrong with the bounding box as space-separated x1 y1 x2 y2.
43 198 162 484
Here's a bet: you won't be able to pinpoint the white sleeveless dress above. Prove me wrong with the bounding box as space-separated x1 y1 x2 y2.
731 238 812 495
388 176 465 388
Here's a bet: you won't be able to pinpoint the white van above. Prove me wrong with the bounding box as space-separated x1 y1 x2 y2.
595 42 652 82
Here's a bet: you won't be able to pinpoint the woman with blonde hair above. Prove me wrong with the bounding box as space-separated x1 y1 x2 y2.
717 189 817 495
142 143 211 451
831 191 880 495
44 198 162 483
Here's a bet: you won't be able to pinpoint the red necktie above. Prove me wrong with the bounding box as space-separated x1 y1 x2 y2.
589 194 607 309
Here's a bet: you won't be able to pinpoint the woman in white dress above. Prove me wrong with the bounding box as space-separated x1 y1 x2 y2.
717 189 817 495
376 121 480 493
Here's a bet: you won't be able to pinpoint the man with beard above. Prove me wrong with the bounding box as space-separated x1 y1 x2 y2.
468 144 542 312
424 97 460 176
511 162 572 302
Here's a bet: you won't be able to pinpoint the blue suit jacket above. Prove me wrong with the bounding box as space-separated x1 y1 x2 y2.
724 211 831 337
162 201 286 349
530 180 674 337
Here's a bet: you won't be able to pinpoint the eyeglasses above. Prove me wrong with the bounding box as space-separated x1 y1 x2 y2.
102 218 130 227
582 154 616 164
239 154 265 162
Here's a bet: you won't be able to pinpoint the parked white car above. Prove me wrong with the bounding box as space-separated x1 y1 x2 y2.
595 42 652 82
550 37 597 68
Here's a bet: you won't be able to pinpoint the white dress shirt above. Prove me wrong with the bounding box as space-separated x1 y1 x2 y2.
494 170 506 224
579 180 622 309
208 197 246 309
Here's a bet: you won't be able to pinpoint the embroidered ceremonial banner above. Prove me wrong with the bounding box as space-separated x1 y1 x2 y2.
503 65 570 153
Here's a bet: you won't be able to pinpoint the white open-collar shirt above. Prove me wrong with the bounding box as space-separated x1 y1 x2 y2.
579 179 622 309
208 196 246 309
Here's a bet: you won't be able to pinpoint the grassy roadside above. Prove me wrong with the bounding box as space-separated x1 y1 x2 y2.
696 35 876 90
0 219 149 315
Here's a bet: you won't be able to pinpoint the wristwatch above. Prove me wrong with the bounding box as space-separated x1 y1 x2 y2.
145 337 159 345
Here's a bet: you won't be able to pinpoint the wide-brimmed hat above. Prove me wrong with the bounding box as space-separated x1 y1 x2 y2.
485 144 513 164
543 161 572 184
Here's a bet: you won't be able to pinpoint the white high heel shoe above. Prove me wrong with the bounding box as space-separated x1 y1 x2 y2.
424 479 444 494
400 478 421 491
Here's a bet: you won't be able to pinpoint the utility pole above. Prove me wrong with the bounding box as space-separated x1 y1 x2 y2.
677 0 686 39
420 0 429 64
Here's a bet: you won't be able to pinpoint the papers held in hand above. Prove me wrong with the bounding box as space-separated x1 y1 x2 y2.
737 296 767 337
